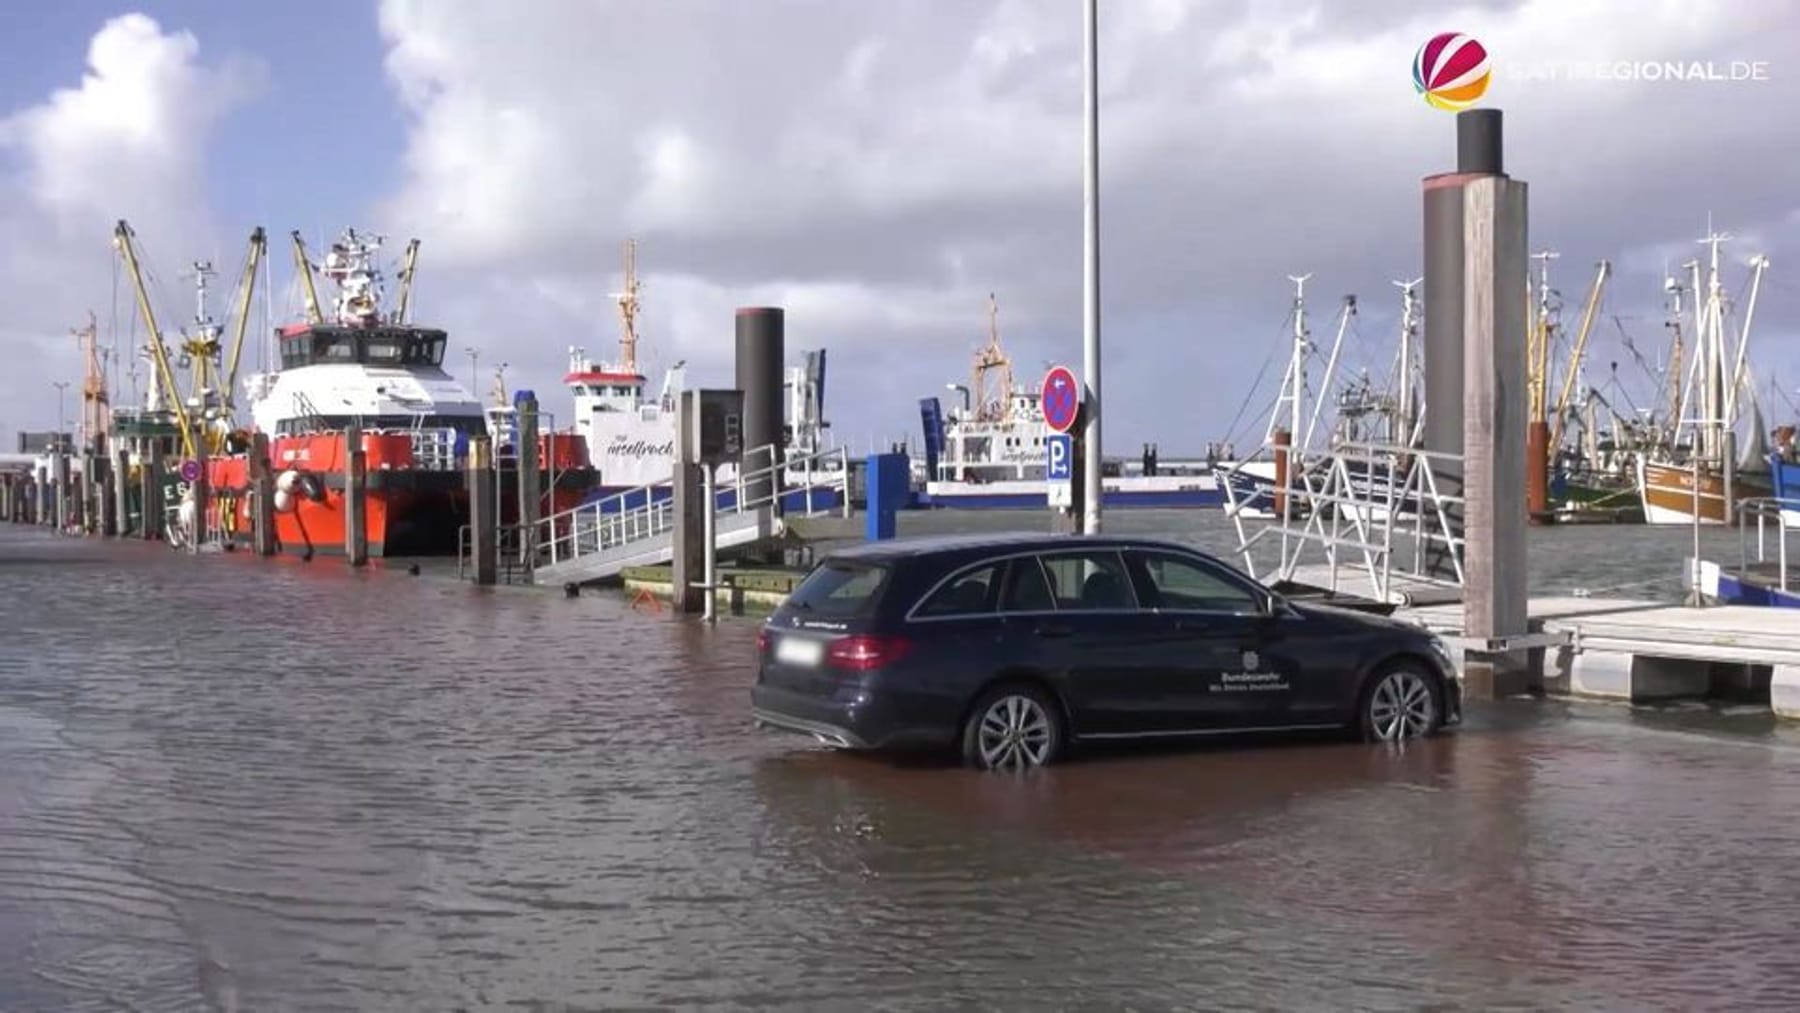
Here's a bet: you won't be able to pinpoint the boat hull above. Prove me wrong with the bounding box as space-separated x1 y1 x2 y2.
1635 459 1770 526
1772 456 1800 528
1693 558 1800 609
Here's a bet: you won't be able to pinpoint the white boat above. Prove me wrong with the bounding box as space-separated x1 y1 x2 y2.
917 295 1227 510
567 240 838 507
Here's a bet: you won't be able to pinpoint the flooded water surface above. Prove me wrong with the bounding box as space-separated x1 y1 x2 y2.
3 522 1799 1009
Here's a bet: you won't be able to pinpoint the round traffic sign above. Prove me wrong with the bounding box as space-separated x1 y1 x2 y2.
1040 365 1081 434
178 459 201 483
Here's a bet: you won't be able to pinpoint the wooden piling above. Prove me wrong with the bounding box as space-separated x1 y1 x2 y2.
1526 420 1551 524
466 436 497 585
190 441 210 554
53 452 70 532
250 432 277 556
344 424 368 566
517 396 541 570
141 447 163 540
113 449 131 537
671 393 705 613
99 456 117 536
1460 172 1532 698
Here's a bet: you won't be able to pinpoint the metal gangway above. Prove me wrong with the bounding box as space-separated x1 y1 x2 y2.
529 443 852 587
1222 439 1466 606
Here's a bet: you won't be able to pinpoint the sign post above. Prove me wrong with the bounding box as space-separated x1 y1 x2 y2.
1040 366 1083 529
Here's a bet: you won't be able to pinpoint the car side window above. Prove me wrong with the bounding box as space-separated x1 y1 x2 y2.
915 562 1003 617
1130 550 1262 613
1000 556 1056 612
1038 551 1139 611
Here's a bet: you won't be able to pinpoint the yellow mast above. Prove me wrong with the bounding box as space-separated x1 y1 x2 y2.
221 227 267 422
1527 250 1558 423
617 238 641 373
1548 259 1611 454
290 230 324 325
73 310 108 449
113 220 196 459
394 238 421 325
971 293 1013 422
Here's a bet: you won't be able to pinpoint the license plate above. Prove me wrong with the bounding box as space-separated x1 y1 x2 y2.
775 635 824 667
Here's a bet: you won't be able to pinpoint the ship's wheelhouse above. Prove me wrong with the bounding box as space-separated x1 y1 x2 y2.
278 325 449 370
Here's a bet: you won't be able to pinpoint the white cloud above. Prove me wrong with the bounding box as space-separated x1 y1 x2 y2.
0 13 262 441
376 0 1800 452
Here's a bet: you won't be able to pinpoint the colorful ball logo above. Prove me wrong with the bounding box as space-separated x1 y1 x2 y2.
1413 32 1491 111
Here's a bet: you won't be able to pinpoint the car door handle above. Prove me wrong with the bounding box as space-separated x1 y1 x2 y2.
1034 623 1074 638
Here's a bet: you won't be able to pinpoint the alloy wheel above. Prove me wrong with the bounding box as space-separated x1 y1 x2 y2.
976 694 1054 769
1368 669 1436 741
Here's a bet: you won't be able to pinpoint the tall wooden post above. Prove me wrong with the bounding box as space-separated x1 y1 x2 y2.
142 446 164 540
344 423 368 566
251 432 277 556
114 448 132 537
671 391 706 613
1526 420 1551 524
1460 170 1531 698
516 395 541 571
189 441 210 553
466 436 497 585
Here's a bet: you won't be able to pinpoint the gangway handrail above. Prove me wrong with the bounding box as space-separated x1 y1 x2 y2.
531 442 854 580
1223 438 1467 604
1734 496 1800 594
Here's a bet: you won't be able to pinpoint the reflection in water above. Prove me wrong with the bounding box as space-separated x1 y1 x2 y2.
2 524 1799 1008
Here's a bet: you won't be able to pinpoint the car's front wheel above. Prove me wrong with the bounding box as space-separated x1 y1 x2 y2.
1359 663 1441 742
961 683 1064 770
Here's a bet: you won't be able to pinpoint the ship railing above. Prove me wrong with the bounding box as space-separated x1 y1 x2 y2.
408 427 461 471
1728 497 1800 595
1223 439 1466 605
534 442 854 575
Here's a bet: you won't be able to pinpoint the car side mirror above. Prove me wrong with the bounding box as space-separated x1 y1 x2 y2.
1260 592 1284 618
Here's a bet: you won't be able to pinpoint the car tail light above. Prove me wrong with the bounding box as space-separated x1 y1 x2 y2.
756 626 771 654
826 634 911 671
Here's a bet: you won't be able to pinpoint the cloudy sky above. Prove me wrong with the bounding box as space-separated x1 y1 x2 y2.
2 0 1796 455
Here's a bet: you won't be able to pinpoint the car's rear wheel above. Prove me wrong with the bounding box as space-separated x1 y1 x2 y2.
961 684 1063 770
1359 663 1440 742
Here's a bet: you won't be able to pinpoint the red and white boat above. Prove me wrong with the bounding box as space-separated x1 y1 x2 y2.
205 228 595 556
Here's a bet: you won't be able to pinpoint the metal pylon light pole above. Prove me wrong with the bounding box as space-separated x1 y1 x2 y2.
1080 0 1103 534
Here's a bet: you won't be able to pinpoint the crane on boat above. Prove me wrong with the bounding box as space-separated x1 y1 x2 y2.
112 220 267 458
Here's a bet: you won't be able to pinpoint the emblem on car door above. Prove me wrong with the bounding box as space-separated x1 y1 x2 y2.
1243 650 1259 671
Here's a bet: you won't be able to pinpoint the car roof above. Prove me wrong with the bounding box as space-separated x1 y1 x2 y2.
819 531 1217 563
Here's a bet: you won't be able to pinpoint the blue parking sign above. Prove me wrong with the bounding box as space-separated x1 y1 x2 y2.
1046 434 1073 481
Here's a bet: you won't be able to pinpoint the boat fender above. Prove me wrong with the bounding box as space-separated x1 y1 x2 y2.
273 488 295 514
276 469 302 494
299 473 325 502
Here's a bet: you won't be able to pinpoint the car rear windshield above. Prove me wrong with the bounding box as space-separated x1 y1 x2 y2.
786 559 891 619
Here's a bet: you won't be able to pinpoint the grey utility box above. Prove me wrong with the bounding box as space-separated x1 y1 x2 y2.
686 389 745 466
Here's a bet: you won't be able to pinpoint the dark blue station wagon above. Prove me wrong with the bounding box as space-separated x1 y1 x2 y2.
751 533 1461 769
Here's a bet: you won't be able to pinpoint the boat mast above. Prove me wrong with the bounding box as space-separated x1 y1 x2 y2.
616 238 642 373
112 219 196 458
970 293 1012 423
73 311 108 449
394 239 422 326
1662 273 1685 450
1528 249 1559 428
1265 274 1312 448
1392 277 1422 446
1698 229 1730 462
220 228 267 423
289 230 325 326
1548 259 1610 455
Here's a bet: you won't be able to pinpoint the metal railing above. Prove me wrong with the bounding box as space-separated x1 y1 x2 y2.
1224 439 1466 604
535 442 853 574
1732 496 1800 595
409 427 460 472
456 521 537 584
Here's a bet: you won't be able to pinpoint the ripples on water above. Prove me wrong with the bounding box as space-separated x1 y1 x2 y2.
3 521 1799 1009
